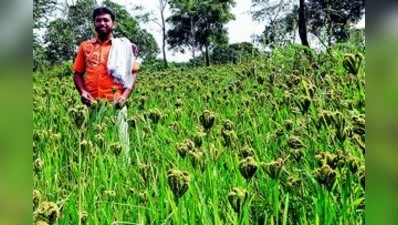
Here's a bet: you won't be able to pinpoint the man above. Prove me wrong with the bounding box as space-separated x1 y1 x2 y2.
73 6 139 162
73 6 139 107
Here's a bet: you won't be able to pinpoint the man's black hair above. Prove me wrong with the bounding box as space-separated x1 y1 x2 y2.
92 6 115 21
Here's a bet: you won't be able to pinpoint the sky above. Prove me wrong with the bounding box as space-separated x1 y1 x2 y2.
83 0 365 62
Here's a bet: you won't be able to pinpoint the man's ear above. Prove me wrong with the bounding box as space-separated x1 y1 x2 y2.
113 21 118 29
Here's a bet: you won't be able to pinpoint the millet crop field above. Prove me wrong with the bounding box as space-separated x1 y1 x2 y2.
33 44 365 225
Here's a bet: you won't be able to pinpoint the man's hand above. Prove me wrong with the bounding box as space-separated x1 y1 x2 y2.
81 90 95 106
113 94 127 108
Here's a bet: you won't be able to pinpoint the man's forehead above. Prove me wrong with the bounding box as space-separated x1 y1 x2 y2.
95 14 112 20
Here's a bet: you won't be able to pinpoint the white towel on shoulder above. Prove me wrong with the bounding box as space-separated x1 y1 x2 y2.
107 37 134 89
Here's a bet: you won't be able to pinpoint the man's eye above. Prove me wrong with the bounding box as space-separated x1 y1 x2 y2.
96 19 107 23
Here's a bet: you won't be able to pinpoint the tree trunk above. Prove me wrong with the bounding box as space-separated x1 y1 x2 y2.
159 0 168 67
298 0 310 47
192 47 196 58
205 43 210 66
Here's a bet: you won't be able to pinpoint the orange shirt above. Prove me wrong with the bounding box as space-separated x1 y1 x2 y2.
73 38 134 101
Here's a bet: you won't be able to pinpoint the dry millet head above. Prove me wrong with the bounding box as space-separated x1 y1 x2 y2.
358 166 366 189
109 143 122 156
222 119 234 131
351 114 365 135
147 108 162 123
187 150 204 168
167 169 190 199
95 123 105 133
176 142 189 158
239 156 258 180
127 116 138 128
257 75 265 84
80 139 93 153
176 138 196 157
138 96 148 109
103 190 116 198
138 163 151 183
264 158 284 179
315 151 338 168
34 158 44 172
239 145 254 158
346 155 360 173
184 139 195 150
315 164 336 189
94 134 104 148
287 136 304 149
199 110 216 130
36 220 49 225
192 131 206 147
284 119 294 131
299 96 311 112
221 129 237 146
175 98 183 108
203 92 212 102
35 201 60 225
137 191 148 203
33 189 41 210
228 187 247 213
318 110 335 127
286 176 302 189
290 148 304 161
79 210 88 225
69 107 87 128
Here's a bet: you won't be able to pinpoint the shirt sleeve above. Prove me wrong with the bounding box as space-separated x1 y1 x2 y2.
73 44 86 73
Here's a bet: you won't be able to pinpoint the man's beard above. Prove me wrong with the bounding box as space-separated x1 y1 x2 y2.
95 27 112 38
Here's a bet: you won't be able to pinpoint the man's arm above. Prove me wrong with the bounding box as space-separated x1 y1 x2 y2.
119 72 137 99
73 43 95 106
73 71 86 95
74 71 94 105
115 69 138 108
114 47 140 106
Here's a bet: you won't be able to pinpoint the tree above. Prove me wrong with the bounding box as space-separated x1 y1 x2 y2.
167 0 235 66
298 0 309 47
33 0 57 29
33 36 47 71
43 19 75 65
305 0 365 45
251 0 297 48
144 0 168 66
33 0 57 70
251 0 365 47
210 42 260 64
66 0 97 45
159 0 169 67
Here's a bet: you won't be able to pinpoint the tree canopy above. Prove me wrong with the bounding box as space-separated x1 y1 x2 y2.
167 0 235 66
251 0 365 48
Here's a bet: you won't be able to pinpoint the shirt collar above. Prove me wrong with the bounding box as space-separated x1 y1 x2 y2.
94 34 113 44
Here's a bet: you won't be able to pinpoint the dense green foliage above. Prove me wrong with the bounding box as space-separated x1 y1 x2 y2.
33 43 365 224
210 42 261 64
167 0 235 65
33 0 57 29
251 0 365 47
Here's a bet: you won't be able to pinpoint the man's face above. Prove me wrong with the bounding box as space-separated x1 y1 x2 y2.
94 14 114 36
